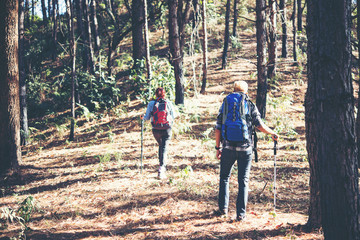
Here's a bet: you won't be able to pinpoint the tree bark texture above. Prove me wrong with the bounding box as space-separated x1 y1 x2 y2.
177 0 192 55
19 0 29 146
200 0 208 94
297 0 303 32
0 0 22 173
168 0 184 105
66 0 77 141
255 0 267 118
221 0 231 69
52 0 58 60
90 0 100 52
293 0 297 64
279 0 287 58
233 0 238 37
267 0 277 79
132 0 146 63
84 0 95 74
357 0 360 167
41 0 47 22
306 0 360 238
48 0 52 20
144 0 152 80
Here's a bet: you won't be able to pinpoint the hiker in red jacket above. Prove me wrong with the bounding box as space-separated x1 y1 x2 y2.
143 87 177 179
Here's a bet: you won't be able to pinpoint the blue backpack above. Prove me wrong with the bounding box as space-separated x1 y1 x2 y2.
221 93 251 143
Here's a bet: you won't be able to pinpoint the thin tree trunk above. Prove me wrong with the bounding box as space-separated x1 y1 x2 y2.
41 0 47 22
48 0 52 20
292 0 297 64
306 0 360 238
169 0 184 105
297 0 302 32
279 0 287 58
66 0 77 141
233 0 238 37
19 0 29 146
256 0 267 118
31 0 35 22
144 0 152 80
84 0 95 74
90 0 100 53
132 0 145 63
267 0 277 79
0 0 22 173
221 0 231 69
200 0 208 94
52 0 58 60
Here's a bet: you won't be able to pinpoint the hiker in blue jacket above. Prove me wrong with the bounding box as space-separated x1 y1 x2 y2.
215 80 279 221
143 87 177 179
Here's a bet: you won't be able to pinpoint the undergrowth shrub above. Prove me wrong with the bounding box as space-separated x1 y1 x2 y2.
128 57 176 104
0 196 39 240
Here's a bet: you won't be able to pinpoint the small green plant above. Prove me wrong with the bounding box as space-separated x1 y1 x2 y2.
180 165 193 179
230 36 243 51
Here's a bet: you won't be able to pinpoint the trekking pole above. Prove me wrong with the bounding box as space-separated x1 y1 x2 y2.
273 139 277 214
140 116 144 174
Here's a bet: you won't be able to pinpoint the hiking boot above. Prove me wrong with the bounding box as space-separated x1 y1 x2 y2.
214 209 228 218
158 166 167 179
235 215 246 222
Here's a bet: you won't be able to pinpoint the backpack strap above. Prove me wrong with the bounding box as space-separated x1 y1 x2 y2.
222 96 229 125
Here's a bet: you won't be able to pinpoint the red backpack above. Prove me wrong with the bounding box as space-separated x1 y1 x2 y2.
151 98 171 130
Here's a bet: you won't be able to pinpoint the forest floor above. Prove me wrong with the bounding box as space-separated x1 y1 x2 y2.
0 28 325 239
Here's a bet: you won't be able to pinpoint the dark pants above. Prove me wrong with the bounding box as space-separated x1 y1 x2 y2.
152 128 172 167
218 148 253 218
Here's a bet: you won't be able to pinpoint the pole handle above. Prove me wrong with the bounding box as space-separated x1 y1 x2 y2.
274 140 277 155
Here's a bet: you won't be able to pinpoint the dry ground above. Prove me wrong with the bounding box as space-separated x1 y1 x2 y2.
0 28 324 239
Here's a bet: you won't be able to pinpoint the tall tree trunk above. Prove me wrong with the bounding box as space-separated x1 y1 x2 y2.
297 0 302 32
357 0 360 168
144 0 152 80
84 0 95 74
169 0 184 105
178 0 192 56
292 0 297 64
25 0 30 27
19 0 29 146
41 0 47 22
221 0 231 69
90 0 100 53
31 0 35 22
256 0 267 118
132 0 145 64
233 0 238 37
48 0 52 20
200 0 208 94
267 0 277 79
279 0 287 58
52 0 58 60
306 0 360 238
66 0 77 141
0 0 22 173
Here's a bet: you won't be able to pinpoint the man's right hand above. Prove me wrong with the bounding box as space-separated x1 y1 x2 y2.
216 149 222 160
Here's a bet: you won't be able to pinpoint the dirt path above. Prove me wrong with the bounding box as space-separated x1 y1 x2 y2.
0 31 322 239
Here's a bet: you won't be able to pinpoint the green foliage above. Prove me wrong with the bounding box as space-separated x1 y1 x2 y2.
0 196 39 239
230 36 243 51
129 57 176 104
77 72 122 111
17 196 37 223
